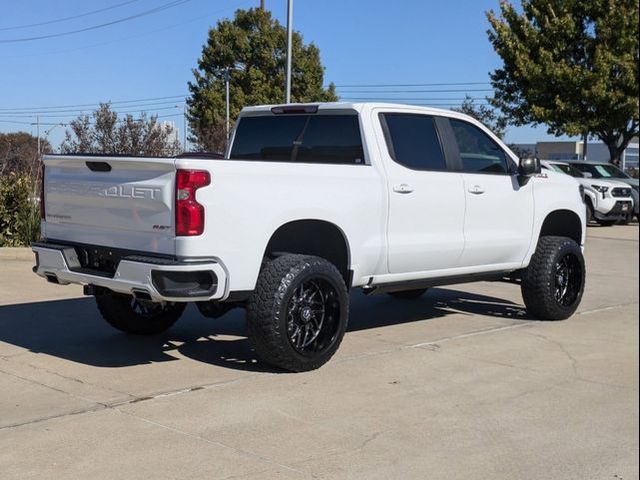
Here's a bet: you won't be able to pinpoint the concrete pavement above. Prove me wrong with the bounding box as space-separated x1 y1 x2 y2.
0 226 638 479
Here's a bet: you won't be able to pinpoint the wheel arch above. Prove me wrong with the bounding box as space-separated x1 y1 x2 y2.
538 209 583 246
262 219 352 286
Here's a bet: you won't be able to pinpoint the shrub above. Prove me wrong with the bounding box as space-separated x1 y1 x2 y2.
0 172 40 247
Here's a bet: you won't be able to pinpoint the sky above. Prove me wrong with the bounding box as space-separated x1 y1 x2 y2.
0 0 575 149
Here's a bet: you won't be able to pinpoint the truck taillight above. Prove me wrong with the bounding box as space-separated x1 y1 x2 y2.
40 163 45 220
175 169 210 236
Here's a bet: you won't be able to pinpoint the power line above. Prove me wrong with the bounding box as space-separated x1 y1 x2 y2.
0 105 184 120
0 0 252 59
331 82 491 88
0 100 186 116
0 0 193 43
339 96 489 101
337 88 493 94
341 97 488 103
337 89 493 94
0 0 142 31
0 95 187 112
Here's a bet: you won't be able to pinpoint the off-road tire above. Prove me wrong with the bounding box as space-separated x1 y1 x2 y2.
95 292 186 335
596 220 616 227
521 236 585 321
246 254 349 372
585 199 595 224
388 288 429 300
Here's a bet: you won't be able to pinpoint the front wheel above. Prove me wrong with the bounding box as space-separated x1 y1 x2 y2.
246 254 349 372
521 236 585 320
95 292 186 335
596 220 616 227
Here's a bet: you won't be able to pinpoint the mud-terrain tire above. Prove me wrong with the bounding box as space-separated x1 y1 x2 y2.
246 254 349 372
95 292 186 335
387 288 429 300
521 236 585 321
596 220 616 227
585 199 595 224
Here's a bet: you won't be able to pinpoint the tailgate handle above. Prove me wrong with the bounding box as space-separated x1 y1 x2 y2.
86 161 112 172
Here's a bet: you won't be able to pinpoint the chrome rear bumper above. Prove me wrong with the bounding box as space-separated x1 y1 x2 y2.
32 242 228 302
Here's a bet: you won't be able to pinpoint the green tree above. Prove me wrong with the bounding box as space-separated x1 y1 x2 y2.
187 8 337 152
453 96 508 139
0 132 51 177
487 0 639 164
61 103 181 156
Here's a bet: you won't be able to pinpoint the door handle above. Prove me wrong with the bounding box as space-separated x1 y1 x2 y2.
393 183 414 194
468 185 485 195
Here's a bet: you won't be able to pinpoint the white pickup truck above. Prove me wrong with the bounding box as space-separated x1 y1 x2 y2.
33 103 587 371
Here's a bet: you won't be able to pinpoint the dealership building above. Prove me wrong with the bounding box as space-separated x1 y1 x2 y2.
513 137 639 170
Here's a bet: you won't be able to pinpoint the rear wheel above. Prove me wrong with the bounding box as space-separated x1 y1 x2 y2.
387 288 429 300
521 236 585 320
246 254 349 372
95 292 185 335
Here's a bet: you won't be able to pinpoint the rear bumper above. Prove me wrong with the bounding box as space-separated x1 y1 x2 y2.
32 242 228 302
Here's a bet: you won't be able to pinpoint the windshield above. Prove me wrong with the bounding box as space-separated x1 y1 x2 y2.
576 163 629 179
551 163 584 178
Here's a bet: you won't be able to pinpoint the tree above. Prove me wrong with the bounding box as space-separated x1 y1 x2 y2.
453 96 508 139
487 0 639 165
0 132 51 177
61 103 181 156
187 8 338 152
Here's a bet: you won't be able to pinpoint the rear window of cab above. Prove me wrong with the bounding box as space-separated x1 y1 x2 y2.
230 114 365 165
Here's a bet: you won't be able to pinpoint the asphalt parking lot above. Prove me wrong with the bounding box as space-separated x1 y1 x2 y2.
0 226 638 480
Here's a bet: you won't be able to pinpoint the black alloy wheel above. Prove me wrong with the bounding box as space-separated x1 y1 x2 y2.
286 279 341 356
553 253 583 307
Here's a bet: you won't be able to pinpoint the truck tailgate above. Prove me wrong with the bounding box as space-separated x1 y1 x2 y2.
43 155 176 255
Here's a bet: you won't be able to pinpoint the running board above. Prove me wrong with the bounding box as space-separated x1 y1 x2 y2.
362 270 517 296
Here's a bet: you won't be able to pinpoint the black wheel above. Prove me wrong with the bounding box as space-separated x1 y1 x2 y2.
618 212 634 225
596 220 616 227
387 288 429 300
521 236 585 320
95 292 186 335
246 254 349 372
585 199 595 224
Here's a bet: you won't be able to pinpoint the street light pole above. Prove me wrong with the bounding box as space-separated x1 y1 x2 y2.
225 68 231 141
285 0 293 103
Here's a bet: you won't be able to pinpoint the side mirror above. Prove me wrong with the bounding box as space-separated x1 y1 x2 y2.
518 157 541 177
582 172 593 178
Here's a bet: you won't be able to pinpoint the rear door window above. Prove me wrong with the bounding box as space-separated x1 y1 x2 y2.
380 113 447 170
230 114 364 164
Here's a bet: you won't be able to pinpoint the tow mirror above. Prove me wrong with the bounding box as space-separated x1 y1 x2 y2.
518 157 541 177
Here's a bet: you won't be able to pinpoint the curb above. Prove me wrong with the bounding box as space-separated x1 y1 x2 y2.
0 247 34 261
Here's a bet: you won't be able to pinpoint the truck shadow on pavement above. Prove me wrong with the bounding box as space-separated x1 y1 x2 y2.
0 288 528 372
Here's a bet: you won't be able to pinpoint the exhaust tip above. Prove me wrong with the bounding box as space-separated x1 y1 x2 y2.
132 289 153 301
45 273 60 284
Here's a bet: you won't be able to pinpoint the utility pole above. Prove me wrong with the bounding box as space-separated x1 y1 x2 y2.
260 0 264 9
225 68 231 142
36 115 41 157
285 0 293 103
183 105 187 152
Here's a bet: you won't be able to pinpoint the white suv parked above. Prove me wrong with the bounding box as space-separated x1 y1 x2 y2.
33 103 587 371
541 160 635 226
